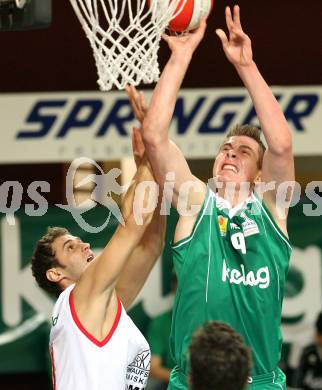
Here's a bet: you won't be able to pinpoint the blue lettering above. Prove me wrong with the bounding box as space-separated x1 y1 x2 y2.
199 96 246 133
173 96 206 134
17 100 66 138
57 100 103 138
97 99 133 137
242 95 282 125
284 94 319 131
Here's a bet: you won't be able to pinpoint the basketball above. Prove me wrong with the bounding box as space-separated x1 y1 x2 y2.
168 0 214 33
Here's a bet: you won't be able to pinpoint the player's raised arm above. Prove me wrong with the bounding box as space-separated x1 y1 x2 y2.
116 128 166 309
73 154 156 309
127 21 207 211
216 5 295 231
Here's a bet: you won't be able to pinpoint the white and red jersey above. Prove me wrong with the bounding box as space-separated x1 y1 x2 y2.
50 284 150 390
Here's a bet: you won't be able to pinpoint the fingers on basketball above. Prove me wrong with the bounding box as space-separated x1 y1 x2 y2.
197 17 207 31
189 17 207 42
162 33 171 44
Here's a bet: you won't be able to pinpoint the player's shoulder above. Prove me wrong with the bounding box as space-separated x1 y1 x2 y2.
52 285 75 314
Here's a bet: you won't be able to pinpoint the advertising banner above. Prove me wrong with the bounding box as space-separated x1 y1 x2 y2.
0 86 321 163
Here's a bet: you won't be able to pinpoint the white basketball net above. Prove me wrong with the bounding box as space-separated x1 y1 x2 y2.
69 0 187 91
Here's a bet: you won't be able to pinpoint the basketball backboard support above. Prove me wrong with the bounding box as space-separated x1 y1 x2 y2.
0 0 51 31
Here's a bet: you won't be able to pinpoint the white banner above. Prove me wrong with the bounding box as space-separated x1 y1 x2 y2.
0 86 321 163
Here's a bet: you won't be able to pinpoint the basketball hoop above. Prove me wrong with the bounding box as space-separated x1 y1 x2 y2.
69 0 188 91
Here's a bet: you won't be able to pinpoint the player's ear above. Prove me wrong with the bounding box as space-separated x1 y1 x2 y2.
46 268 64 283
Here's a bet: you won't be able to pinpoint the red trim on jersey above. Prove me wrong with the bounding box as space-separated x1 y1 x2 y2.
50 344 57 390
69 291 122 347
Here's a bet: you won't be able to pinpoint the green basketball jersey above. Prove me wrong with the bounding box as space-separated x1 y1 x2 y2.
169 187 292 389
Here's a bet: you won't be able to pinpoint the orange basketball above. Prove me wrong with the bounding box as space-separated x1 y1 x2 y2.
169 0 214 33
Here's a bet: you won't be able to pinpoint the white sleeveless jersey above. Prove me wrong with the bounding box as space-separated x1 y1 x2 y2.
50 284 151 390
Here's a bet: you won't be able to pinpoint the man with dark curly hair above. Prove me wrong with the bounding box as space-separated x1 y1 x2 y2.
189 321 251 390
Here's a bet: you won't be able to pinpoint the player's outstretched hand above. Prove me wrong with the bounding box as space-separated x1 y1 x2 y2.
162 18 207 58
216 5 253 67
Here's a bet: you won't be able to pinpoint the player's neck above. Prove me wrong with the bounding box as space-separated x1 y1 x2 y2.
59 278 75 292
216 186 253 208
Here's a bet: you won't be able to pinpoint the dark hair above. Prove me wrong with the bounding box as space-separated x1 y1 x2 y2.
225 124 266 168
31 227 70 297
316 312 322 334
190 321 252 390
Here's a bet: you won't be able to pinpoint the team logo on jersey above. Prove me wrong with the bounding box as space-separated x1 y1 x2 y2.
126 349 150 389
240 211 259 237
222 260 270 289
218 216 228 236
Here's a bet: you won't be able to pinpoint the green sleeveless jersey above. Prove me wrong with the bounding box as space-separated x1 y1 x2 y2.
169 188 292 388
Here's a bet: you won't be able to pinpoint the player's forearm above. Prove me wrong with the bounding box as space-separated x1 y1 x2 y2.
115 241 162 309
141 199 166 253
86 224 146 298
121 158 154 224
88 163 155 294
142 52 192 145
116 203 165 309
236 61 292 155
